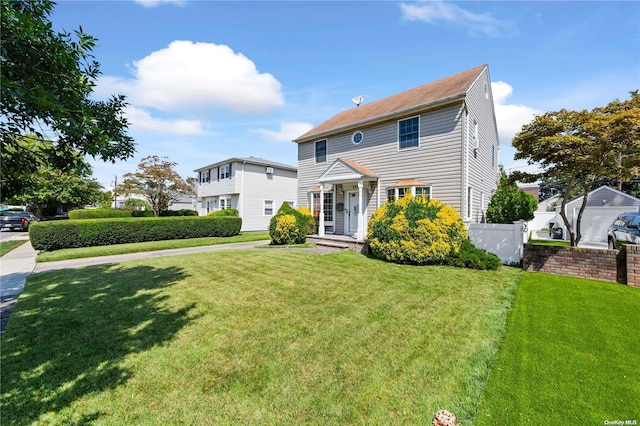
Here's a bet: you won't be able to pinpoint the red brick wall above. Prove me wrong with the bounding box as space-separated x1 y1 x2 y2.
523 244 632 285
626 245 640 287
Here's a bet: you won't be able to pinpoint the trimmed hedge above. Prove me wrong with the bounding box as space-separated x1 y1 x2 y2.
159 209 198 216
29 216 242 251
206 208 239 217
69 209 133 219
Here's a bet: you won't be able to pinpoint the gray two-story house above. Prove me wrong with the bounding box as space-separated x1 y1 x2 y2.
195 157 297 231
293 64 499 242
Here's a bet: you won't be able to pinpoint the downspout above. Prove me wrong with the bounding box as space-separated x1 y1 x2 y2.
464 104 470 222
239 160 246 219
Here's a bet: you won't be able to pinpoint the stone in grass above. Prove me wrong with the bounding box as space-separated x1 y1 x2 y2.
433 409 457 426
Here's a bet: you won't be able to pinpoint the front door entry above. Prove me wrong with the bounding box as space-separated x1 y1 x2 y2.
346 191 359 234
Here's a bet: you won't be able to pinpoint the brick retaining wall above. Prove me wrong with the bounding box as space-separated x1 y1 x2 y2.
523 244 639 287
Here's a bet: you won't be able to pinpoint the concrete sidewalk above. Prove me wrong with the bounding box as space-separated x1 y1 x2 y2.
0 238 330 335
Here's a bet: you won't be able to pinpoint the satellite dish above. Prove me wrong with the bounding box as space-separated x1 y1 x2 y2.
351 95 364 107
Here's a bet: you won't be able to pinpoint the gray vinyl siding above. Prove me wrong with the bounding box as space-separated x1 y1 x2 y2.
298 103 466 228
563 186 640 226
464 68 499 222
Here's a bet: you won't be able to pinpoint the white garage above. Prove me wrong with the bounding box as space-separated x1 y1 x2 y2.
560 186 640 244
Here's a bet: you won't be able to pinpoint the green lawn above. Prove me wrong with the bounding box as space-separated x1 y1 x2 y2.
0 239 27 257
35 231 270 262
1 250 521 425
476 272 640 425
528 239 570 247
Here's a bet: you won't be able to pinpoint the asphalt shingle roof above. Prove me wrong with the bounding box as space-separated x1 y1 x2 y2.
295 64 487 143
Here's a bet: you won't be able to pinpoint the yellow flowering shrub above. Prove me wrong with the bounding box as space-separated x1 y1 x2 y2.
269 202 316 245
367 195 469 265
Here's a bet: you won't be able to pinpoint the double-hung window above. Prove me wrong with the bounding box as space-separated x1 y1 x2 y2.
264 200 274 216
315 140 327 164
398 116 419 150
220 164 231 179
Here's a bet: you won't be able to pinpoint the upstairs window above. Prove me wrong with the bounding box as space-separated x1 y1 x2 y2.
315 140 327 164
219 164 231 180
398 116 419 150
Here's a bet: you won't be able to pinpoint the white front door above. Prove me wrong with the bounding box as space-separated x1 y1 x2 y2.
346 191 359 234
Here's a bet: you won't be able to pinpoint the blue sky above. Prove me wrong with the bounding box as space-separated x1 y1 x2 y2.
50 0 639 188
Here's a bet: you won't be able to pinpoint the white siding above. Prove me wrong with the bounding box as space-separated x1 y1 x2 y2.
238 162 297 231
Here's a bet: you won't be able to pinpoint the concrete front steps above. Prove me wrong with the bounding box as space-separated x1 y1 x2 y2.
306 235 368 254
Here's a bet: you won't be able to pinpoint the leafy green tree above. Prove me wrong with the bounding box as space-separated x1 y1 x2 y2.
117 156 194 217
12 168 104 217
511 92 640 246
1 0 135 199
486 170 537 223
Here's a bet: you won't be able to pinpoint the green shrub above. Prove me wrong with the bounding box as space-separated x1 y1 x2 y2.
131 210 154 217
445 240 501 270
206 208 239 217
29 216 242 251
68 209 133 219
159 209 198 216
269 203 316 245
367 196 469 265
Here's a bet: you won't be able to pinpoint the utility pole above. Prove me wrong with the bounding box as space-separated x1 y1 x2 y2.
113 175 118 208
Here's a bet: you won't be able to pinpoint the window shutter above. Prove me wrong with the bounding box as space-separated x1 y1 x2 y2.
217 167 220 181
229 163 232 177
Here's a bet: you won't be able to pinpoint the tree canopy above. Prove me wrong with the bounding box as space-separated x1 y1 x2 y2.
486 169 537 224
1 0 135 199
117 156 194 217
511 92 640 246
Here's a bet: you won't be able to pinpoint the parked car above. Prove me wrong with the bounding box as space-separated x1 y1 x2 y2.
0 211 38 231
607 212 640 249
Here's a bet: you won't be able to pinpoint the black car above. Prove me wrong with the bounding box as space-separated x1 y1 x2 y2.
607 212 640 249
0 211 38 231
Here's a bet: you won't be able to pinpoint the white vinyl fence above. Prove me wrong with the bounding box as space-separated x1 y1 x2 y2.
468 222 526 264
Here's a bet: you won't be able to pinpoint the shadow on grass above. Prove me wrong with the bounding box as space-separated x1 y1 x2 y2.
1 263 198 424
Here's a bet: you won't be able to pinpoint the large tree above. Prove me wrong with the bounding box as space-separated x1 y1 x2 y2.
117 156 194 217
511 92 640 246
1 0 135 199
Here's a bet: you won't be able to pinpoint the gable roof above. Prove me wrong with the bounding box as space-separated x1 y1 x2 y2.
565 185 640 207
294 64 488 143
317 158 378 183
194 156 297 173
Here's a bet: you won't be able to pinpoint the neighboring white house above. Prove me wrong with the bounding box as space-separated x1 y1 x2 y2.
293 64 500 241
194 157 297 231
555 186 640 243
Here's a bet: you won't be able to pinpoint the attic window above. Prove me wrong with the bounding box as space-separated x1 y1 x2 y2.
352 131 364 145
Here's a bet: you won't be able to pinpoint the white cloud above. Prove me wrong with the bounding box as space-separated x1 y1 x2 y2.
126 106 208 136
254 121 314 142
134 0 185 8
492 81 542 144
400 1 507 36
100 41 284 114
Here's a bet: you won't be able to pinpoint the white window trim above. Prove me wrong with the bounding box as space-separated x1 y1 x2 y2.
397 115 421 151
387 185 432 202
285 200 295 208
263 199 275 216
314 139 327 164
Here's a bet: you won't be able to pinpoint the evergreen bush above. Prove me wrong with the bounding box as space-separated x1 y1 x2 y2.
29 216 242 251
68 209 133 219
206 208 239 217
367 196 469 265
269 203 316 245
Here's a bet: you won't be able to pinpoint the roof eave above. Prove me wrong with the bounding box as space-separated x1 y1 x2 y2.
293 93 466 144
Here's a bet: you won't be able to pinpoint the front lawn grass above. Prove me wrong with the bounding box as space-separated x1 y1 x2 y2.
35 231 270 262
528 239 570 247
476 272 639 425
2 250 521 425
0 239 27 257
